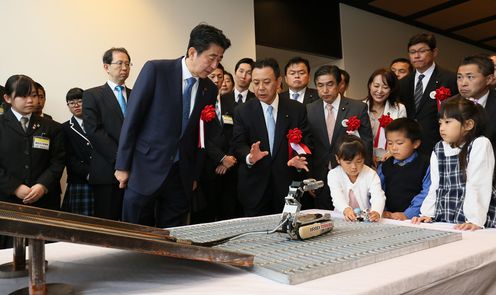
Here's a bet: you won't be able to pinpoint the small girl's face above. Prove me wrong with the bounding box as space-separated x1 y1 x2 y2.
4 88 38 116
369 75 391 105
337 154 365 180
439 117 473 145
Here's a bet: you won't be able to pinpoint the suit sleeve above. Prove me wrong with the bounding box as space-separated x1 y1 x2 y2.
36 122 66 192
231 106 251 163
115 61 157 171
83 89 118 163
63 127 89 178
205 121 225 164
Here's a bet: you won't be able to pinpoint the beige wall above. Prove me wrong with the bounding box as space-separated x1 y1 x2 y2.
0 0 255 122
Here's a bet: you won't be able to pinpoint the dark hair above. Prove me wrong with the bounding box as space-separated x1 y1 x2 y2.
385 117 422 142
103 47 131 65
314 65 341 85
407 33 437 50
284 56 310 75
234 57 254 73
224 71 233 82
340 69 350 86
216 63 225 72
252 58 280 79
66 87 84 102
186 23 231 57
34 82 45 96
4 75 35 99
439 96 487 176
459 55 495 77
336 134 366 161
365 68 399 112
390 58 413 72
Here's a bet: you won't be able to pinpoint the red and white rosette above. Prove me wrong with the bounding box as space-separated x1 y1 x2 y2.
433 86 451 111
342 115 361 137
286 128 311 160
374 114 393 149
198 104 216 148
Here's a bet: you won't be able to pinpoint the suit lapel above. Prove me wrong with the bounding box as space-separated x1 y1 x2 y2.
332 98 350 144
70 117 91 144
103 84 124 121
417 66 439 114
5 109 25 135
252 101 270 153
272 98 289 157
25 115 41 136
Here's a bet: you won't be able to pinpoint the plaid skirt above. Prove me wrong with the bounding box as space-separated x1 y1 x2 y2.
61 183 94 216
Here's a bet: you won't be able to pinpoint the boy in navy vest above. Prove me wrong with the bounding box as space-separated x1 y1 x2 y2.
378 118 431 220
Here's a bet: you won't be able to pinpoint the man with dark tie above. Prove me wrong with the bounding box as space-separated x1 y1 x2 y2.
306 65 373 210
83 47 132 220
232 58 310 216
450 55 496 147
399 33 458 155
221 58 255 106
279 56 319 105
115 24 231 227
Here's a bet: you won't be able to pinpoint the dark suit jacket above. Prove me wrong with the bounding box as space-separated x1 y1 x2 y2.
280 87 319 105
400 65 458 155
83 83 131 184
307 97 373 183
62 117 92 184
115 58 218 196
0 110 65 209
232 96 311 213
220 90 255 107
203 96 236 179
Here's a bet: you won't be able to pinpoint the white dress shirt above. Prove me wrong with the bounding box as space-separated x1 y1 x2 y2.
289 88 307 104
415 62 436 93
328 164 386 215
420 137 495 227
181 57 199 115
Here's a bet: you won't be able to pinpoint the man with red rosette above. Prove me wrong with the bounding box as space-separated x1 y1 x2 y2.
306 65 373 210
232 58 311 216
114 24 231 227
399 33 458 155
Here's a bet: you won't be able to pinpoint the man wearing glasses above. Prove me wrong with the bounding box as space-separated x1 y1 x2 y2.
61 88 94 216
399 33 458 155
83 47 132 220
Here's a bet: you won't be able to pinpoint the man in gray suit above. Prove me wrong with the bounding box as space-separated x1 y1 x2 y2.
306 65 373 210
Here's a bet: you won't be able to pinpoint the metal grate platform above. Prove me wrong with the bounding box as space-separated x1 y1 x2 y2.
169 215 462 284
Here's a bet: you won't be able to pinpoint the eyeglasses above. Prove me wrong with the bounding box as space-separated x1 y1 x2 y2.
110 61 133 67
408 48 432 55
67 99 83 107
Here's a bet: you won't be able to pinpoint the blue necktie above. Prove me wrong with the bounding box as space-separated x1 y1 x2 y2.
266 105 275 154
182 77 196 135
115 85 127 116
292 93 300 101
414 74 425 111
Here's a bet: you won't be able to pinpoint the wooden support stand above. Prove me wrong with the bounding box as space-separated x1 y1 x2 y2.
0 237 28 278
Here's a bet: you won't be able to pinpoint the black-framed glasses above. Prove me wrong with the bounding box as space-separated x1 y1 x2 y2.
110 61 133 67
408 48 431 55
67 99 83 107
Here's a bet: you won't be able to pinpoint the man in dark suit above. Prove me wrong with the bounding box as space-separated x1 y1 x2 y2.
83 47 132 220
61 88 94 216
115 24 231 227
399 33 458 155
221 58 255 106
232 58 311 216
451 55 496 146
306 65 373 210
195 63 239 222
280 56 319 105
33 82 53 120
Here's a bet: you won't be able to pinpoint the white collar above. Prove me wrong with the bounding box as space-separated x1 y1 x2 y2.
10 108 31 121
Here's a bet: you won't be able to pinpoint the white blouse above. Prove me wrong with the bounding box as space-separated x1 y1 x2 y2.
420 137 495 227
327 165 386 214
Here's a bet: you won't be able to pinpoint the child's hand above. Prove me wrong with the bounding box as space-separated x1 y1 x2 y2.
390 212 407 221
23 184 47 204
382 211 392 219
412 216 432 224
368 211 380 222
343 207 357 221
454 222 482 231
14 184 30 200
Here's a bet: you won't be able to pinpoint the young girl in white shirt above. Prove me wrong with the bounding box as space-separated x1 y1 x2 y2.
328 135 386 222
413 97 496 230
